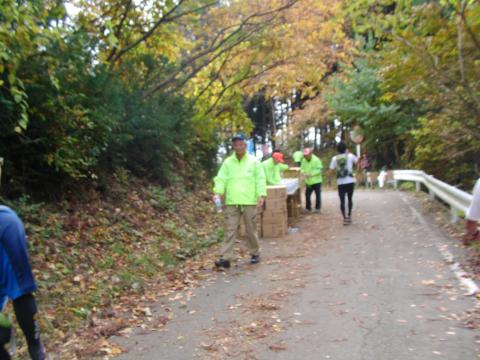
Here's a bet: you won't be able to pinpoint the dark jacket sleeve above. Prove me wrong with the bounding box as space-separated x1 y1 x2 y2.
0 209 37 295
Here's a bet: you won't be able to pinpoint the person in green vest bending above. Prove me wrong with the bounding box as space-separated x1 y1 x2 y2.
262 152 289 185
292 150 303 166
300 148 323 213
213 134 267 269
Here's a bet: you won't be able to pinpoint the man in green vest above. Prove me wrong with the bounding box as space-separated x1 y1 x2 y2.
262 152 289 185
213 134 267 268
292 150 303 166
300 148 323 213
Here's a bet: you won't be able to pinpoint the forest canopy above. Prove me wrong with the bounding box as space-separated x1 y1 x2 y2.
1 0 479 195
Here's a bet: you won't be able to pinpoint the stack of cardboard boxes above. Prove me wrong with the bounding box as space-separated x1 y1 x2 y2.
262 185 288 238
287 191 301 222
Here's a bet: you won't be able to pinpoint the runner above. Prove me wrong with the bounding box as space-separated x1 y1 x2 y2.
329 142 358 225
463 178 480 245
0 205 46 360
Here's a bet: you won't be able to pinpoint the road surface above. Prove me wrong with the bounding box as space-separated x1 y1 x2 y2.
114 190 479 360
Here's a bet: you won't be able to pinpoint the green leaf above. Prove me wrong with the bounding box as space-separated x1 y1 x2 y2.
19 113 29 129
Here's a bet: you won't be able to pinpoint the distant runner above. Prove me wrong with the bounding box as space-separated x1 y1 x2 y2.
329 142 358 225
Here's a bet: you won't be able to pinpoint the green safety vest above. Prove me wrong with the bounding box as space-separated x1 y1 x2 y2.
293 151 304 163
213 153 267 205
262 158 289 185
300 154 323 185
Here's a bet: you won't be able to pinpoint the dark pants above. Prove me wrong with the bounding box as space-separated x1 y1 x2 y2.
0 294 44 360
305 183 321 211
338 183 355 218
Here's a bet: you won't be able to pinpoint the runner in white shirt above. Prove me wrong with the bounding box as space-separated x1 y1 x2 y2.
329 142 358 225
464 178 480 245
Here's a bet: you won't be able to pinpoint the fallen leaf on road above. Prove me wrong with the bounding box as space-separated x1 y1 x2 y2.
269 343 287 351
298 320 316 325
98 340 124 356
200 342 217 351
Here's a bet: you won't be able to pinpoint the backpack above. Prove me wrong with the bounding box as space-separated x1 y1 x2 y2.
336 155 352 178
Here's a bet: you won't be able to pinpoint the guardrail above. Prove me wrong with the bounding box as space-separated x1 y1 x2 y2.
392 170 473 223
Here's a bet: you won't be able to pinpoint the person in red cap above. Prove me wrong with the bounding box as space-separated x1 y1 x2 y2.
262 152 289 185
300 148 323 213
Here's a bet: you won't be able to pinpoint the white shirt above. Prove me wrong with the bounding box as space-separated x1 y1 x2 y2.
330 153 357 185
466 179 480 221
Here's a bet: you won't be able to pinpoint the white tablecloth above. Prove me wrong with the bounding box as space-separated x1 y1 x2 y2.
280 178 300 195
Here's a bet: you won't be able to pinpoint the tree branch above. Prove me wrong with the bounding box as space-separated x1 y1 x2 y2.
460 1 480 52
106 0 133 62
143 26 260 97
142 0 297 95
140 0 299 97
108 1 217 69
205 60 286 117
191 52 232 106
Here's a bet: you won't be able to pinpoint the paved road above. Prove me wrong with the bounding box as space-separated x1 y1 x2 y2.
114 190 479 360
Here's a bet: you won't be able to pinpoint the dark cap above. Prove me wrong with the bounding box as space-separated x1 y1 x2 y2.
231 133 247 142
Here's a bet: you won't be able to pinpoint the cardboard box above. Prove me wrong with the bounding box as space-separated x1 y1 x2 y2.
262 223 287 238
262 209 287 222
265 198 287 211
287 195 301 220
262 211 287 233
283 167 301 179
262 220 287 229
267 185 287 196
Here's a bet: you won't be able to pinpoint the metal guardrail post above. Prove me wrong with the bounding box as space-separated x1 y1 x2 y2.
415 181 421 192
451 207 459 224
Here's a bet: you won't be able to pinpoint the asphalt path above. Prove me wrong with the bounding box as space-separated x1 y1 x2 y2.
114 190 479 360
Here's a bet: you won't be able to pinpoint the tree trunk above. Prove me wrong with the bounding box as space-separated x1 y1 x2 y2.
269 98 276 150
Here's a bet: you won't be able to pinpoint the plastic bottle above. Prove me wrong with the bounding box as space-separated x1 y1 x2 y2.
213 195 223 213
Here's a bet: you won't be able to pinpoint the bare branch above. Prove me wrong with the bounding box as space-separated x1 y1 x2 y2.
109 1 217 69
191 52 232 106
460 1 480 52
86 2 124 27
139 1 299 97
205 60 286 116
143 26 260 97
142 1 297 95
106 0 133 62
